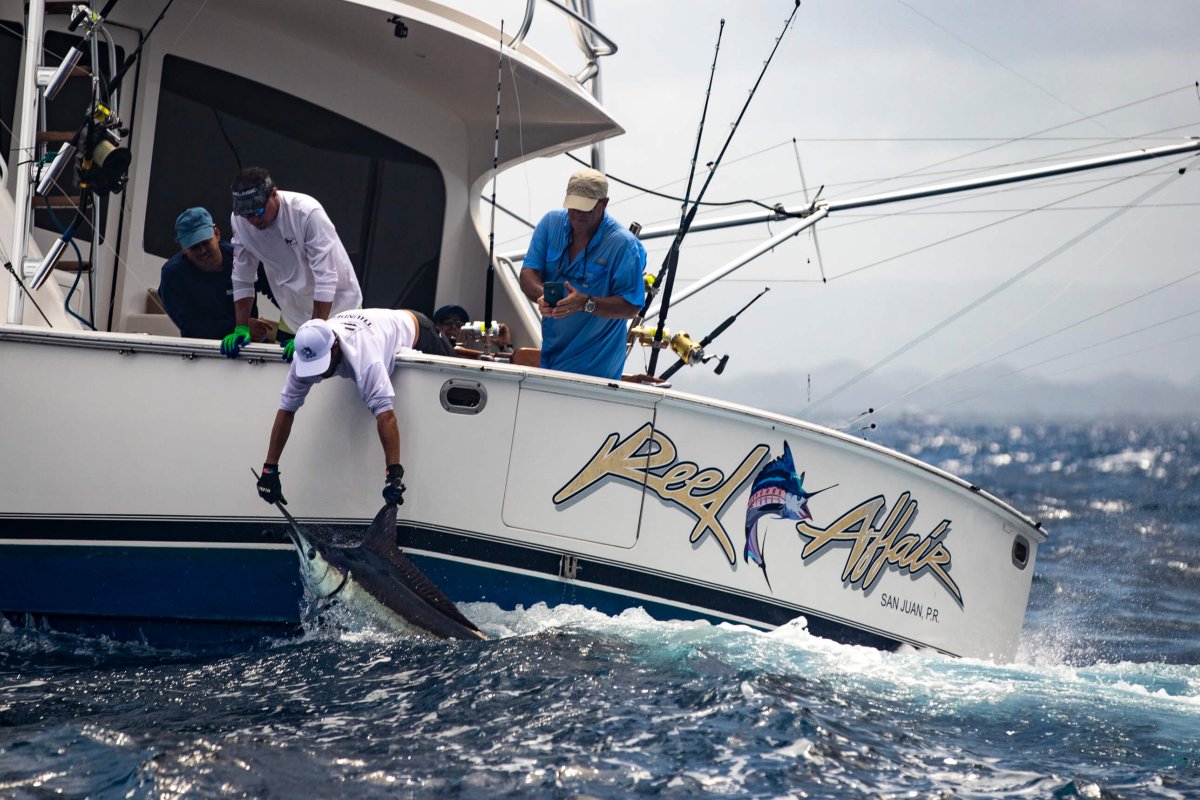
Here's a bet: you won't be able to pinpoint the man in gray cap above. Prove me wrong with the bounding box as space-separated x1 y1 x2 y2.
519 168 646 379
159 207 269 340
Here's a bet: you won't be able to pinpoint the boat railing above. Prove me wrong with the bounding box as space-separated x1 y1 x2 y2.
495 254 543 342
512 0 617 86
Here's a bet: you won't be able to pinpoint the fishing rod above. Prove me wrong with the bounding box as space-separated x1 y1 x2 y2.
480 22 505 350
105 0 178 97
646 1 802 376
627 17 724 355
659 286 769 381
1 255 53 326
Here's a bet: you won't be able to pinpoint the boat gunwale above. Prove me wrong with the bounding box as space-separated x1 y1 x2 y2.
0 323 1048 541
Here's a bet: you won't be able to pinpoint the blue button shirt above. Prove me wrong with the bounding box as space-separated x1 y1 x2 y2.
524 210 646 379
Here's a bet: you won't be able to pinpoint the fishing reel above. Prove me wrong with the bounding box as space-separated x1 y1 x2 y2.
458 320 510 354
79 103 132 196
629 325 706 364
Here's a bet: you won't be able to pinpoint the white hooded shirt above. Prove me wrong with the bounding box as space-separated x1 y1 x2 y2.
279 309 417 416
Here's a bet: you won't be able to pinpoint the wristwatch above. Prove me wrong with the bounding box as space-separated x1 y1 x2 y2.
583 296 596 314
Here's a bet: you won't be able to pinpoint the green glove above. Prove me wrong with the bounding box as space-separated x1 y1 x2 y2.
280 338 295 362
220 325 251 358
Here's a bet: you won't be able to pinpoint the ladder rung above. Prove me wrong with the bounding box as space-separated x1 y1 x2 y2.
33 195 82 208
54 260 92 273
36 131 77 144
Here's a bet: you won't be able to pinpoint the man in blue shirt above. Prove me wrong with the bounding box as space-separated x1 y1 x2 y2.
159 207 268 340
519 168 646 379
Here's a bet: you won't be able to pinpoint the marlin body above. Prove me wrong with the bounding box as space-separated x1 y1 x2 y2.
743 441 822 589
276 502 487 640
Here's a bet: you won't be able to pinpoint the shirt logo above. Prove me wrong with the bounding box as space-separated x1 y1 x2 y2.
285 237 297 246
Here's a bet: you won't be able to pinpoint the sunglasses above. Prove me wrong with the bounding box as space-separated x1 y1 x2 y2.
240 206 267 219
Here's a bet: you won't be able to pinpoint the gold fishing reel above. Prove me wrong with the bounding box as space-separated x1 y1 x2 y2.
628 325 706 364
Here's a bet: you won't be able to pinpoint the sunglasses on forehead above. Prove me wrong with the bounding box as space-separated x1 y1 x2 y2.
232 178 272 219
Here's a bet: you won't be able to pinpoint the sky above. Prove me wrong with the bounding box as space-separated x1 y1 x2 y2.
450 1 1200 419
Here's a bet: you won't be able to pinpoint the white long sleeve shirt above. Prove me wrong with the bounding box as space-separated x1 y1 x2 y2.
279 309 418 417
231 191 363 331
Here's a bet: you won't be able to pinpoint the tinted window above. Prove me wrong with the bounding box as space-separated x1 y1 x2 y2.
145 56 445 312
0 22 20 166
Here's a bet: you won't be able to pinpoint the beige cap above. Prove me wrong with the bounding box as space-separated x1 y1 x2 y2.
563 168 608 212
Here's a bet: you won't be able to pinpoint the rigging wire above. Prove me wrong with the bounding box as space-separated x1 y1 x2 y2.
871 195 1193 414
800 160 1186 415
503 28 534 241
927 328 1200 413
806 163 1191 283
896 0 1120 137
904 266 1200 406
565 151 777 212
619 121 1198 237
935 313 1200 411
845 91 1197 201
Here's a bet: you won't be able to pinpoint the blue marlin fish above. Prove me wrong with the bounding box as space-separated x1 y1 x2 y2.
273 499 487 640
743 441 824 589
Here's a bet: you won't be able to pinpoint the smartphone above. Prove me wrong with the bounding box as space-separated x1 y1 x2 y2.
543 280 565 308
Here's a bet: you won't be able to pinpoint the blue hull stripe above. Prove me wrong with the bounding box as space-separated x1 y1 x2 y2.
0 517 901 651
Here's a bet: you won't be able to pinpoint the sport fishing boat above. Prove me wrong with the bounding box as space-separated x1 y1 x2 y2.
2 0 1194 660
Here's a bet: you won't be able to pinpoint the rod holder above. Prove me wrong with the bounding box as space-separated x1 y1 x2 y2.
43 47 83 102
29 234 73 291
35 142 77 196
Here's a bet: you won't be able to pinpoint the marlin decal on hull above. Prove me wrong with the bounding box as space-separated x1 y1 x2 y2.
274 502 487 640
743 442 828 589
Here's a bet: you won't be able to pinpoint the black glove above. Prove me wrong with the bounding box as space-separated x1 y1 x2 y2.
257 463 286 505
383 463 406 506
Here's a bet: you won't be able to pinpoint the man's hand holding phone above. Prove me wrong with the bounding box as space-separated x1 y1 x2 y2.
543 280 565 308
540 280 584 319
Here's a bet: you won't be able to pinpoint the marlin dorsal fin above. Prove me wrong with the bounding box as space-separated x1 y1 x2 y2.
363 503 399 550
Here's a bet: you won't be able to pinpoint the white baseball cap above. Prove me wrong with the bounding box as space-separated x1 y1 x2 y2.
293 319 336 378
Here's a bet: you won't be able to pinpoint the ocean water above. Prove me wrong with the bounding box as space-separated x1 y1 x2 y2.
2 419 1198 799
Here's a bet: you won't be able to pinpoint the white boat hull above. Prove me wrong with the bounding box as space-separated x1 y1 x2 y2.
0 328 1043 660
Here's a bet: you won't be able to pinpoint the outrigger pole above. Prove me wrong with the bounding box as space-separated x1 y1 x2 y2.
644 137 1200 317
644 2 802 376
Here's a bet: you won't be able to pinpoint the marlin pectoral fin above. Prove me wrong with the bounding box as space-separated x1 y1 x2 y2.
744 516 766 567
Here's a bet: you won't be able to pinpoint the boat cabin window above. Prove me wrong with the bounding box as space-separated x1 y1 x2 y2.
0 22 20 172
144 55 445 311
